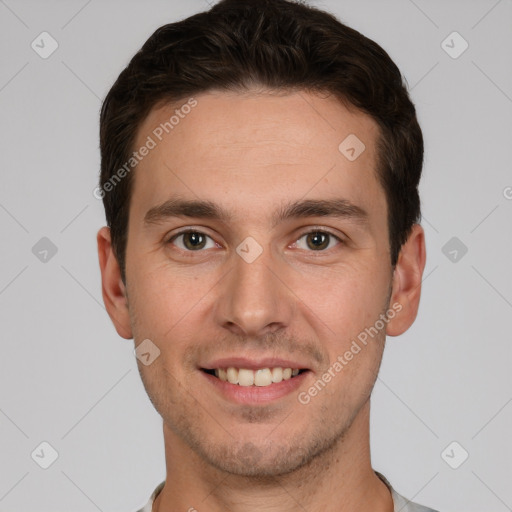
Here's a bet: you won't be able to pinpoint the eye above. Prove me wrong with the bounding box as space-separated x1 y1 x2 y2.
168 230 217 251
293 230 342 251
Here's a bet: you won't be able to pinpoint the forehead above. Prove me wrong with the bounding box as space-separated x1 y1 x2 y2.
137 89 379 160
130 90 385 228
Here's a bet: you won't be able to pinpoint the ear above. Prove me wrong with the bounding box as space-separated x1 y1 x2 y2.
97 226 133 339
386 223 426 336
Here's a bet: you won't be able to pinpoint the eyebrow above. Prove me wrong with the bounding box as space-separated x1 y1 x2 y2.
144 197 369 229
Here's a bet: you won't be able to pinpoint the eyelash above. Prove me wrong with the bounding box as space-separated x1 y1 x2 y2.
166 228 344 253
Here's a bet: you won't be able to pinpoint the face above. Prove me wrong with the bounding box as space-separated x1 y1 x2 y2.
98 89 425 477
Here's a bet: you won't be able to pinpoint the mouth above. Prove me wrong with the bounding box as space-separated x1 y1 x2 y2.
201 367 309 387
199 357 313 404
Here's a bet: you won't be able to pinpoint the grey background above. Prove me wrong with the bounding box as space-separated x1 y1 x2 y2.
0 0 511 510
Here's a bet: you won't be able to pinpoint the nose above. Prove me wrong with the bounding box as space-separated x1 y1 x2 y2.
213 242 294 338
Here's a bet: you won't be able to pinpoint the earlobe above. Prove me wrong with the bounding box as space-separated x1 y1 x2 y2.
386 224 426 337
97 226 133 339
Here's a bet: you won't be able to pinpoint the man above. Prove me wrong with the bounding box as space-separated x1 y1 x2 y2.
96 0 436 510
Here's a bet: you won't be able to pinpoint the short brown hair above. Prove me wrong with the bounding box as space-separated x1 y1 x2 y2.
99 0 423 282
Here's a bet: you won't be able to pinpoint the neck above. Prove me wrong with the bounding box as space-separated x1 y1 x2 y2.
153 401 393 512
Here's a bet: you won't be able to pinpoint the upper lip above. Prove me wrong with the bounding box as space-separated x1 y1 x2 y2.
200 357 311 371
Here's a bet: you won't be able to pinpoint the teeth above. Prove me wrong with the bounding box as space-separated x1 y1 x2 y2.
271 367 283 383
212 367 302 386
238 368 254 386
254 368 273 386
227 367 239 384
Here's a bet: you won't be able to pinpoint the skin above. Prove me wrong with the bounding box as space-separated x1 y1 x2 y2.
97 89 426 512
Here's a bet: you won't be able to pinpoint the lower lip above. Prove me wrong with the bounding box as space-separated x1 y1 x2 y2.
201 370 310 404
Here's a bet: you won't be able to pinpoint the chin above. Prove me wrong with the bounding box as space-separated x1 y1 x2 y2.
193 431 343 478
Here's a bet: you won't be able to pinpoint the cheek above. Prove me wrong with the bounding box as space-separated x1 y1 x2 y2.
131 258 205 307
127 267 192 340
306 263 389 331
127 263 220 366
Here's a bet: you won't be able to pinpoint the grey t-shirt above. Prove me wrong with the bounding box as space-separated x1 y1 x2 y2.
136 472 439 511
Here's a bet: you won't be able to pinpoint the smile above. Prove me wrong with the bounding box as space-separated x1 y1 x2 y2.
203 367 306 387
